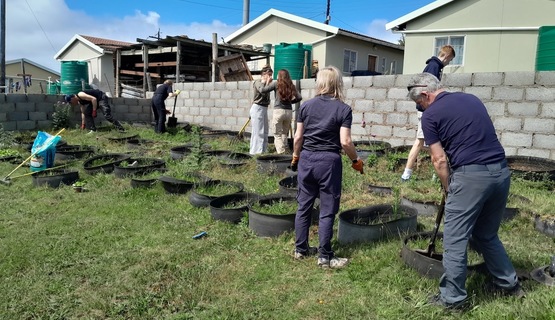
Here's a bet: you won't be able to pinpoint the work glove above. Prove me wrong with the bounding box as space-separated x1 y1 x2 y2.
174 89 181 95
92 109 97 118
351 158 364 174
291 155 299 172
165 109 171 114
80 123 85 130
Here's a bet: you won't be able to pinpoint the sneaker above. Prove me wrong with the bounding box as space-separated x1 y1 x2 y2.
317 257 349 269
485 281 526 299
86 130 96 135
117 126 126 132
427 293 470 311
401 177 410 182
294 246 317 260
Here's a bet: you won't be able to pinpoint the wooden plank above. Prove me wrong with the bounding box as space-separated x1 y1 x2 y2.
135 61 177 67
119 69 160 78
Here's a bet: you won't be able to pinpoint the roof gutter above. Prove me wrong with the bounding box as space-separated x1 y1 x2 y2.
392 26 539 34
310 33 338 45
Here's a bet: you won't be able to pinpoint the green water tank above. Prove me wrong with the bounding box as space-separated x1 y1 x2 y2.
274 43 312 80
60 61 89 94
536 26 555 71
46 82 58 94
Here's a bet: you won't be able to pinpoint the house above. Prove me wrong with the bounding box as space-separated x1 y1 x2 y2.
4 58 60 94
224 9 404 76
54 35 135 95
386 0 555 74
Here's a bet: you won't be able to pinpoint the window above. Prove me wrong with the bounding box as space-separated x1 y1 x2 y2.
435 36 465 66
381 57 386 73
390 60 397 74
343 49 357 73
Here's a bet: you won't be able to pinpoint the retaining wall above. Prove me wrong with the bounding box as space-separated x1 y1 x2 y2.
1 71 554 159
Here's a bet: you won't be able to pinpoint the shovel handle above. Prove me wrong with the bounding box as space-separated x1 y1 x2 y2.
426 191 446 255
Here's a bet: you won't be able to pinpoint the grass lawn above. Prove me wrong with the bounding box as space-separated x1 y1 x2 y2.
0 124 554 319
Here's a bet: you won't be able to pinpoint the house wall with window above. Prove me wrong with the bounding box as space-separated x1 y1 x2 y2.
390 0 555 74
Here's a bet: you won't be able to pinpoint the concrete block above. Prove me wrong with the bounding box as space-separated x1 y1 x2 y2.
392 126 415 138
204 99 215 108
184 99 194 107
238 81 252 90
0 94 5 103
225 82 238 90
507 102 539 116
213 117 226 126
523 118 554 132
189 91 199 99
138 113 151 122
29 112 47 121
238 99 250 109
0 121 16 131
210 90 221 99
397 100 417 113
232 90 246 99
226 99 238 108
0 113 5 122
204 82 215 91
193 82 204 91
199 91 210 99
346 88 365 99
8 111 28 121
493 87 524 101
372 75 396 88
365 113 384 125
370 125 393 137
365 88 387 100
353 99 373 113
464 87 493 100
221 108 233 117
503 147 517 156
111 97 125 105
0 103 16 113
394 74 414 87
533 134 555 149
215 99 226 108
6 94 28 103
123 113 139 121
541 102 555 118
484 101 505 116
17 120 36 130
374 100 395 112
36 120 52 129
37 102 55 114
220 90 232 99
500 132 532 147
387 87 410 100
526 87 555 101
26 94 46 103
233 107 250 118
504 72 535 86
182 83 195 90
46 95 62 103
443 73 472 87
123 98 139 106
224 117 238 126
353 76 373 88
16 102 36 112
343 77 352 88
193 116 204 124
214 82 226 90
517 148 551 159
190 107 200 116
386 113 409 126
200 107 212 116
535 71 555 86
493 118 522 131
127 105 142 113
299 78 317 89
472 72 503 86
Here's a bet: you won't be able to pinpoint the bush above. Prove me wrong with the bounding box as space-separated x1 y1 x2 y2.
51 102 71 130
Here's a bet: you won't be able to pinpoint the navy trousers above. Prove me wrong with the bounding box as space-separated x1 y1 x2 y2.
295 150 342 260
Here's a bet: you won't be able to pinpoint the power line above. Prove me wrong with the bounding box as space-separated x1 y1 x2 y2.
24 0 56 54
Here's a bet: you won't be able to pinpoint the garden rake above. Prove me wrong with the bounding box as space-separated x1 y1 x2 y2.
230 117 250 146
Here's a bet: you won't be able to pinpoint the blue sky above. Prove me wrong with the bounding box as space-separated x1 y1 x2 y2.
5 0 434 72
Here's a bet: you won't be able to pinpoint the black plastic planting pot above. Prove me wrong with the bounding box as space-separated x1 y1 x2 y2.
170 145 192 160
189 180 244 208
248 194 297 237
106 133 139 143
400 197 440 216
353 140 392 160
113 158 166 178
506 155 555 181
32 169 79 188
337 204 418 245
256 154 292 175
83 153 131 175
55 145 95 160
209 192 260 223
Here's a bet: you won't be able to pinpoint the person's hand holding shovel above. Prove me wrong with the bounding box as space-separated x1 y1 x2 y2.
352 158 364 174
165 109 172 114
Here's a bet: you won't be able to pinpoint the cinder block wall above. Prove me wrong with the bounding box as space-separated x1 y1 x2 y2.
1 71 554 159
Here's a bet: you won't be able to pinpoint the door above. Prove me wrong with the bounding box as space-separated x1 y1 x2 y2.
367 55 377 72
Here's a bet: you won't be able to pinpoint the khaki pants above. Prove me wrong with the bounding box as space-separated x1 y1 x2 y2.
272 108 292 154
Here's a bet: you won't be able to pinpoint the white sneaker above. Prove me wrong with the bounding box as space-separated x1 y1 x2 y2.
318 257 349 269
86 130 96 135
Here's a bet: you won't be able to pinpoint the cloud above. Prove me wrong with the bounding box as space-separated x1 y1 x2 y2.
364 19 403 44
5 0 241 72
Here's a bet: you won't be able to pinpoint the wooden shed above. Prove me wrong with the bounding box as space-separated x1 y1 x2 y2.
115 35 270 98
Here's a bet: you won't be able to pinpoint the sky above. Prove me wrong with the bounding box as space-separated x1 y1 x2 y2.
3 0 435 73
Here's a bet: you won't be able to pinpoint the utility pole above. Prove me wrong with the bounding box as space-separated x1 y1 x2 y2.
243 0 250 26
1 0 6 93
324 0 331 25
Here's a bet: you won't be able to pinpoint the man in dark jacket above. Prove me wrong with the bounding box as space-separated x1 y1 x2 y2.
65 89 125 133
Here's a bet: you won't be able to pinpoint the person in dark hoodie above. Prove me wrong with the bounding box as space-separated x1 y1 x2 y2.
401 45 455 181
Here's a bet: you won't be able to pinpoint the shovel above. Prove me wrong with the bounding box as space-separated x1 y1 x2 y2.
167 96 178 128
415 191 446 258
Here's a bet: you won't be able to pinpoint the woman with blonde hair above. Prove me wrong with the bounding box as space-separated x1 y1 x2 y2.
291 66 364 268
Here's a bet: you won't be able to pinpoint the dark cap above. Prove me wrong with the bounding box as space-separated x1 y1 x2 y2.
64 94 74 103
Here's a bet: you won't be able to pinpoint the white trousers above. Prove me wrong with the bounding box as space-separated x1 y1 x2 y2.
249 103 268 155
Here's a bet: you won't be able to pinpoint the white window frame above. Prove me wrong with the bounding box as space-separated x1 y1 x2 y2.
380 57 386 73
390 60 397 74
434 35 465 66
343 49 358 73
